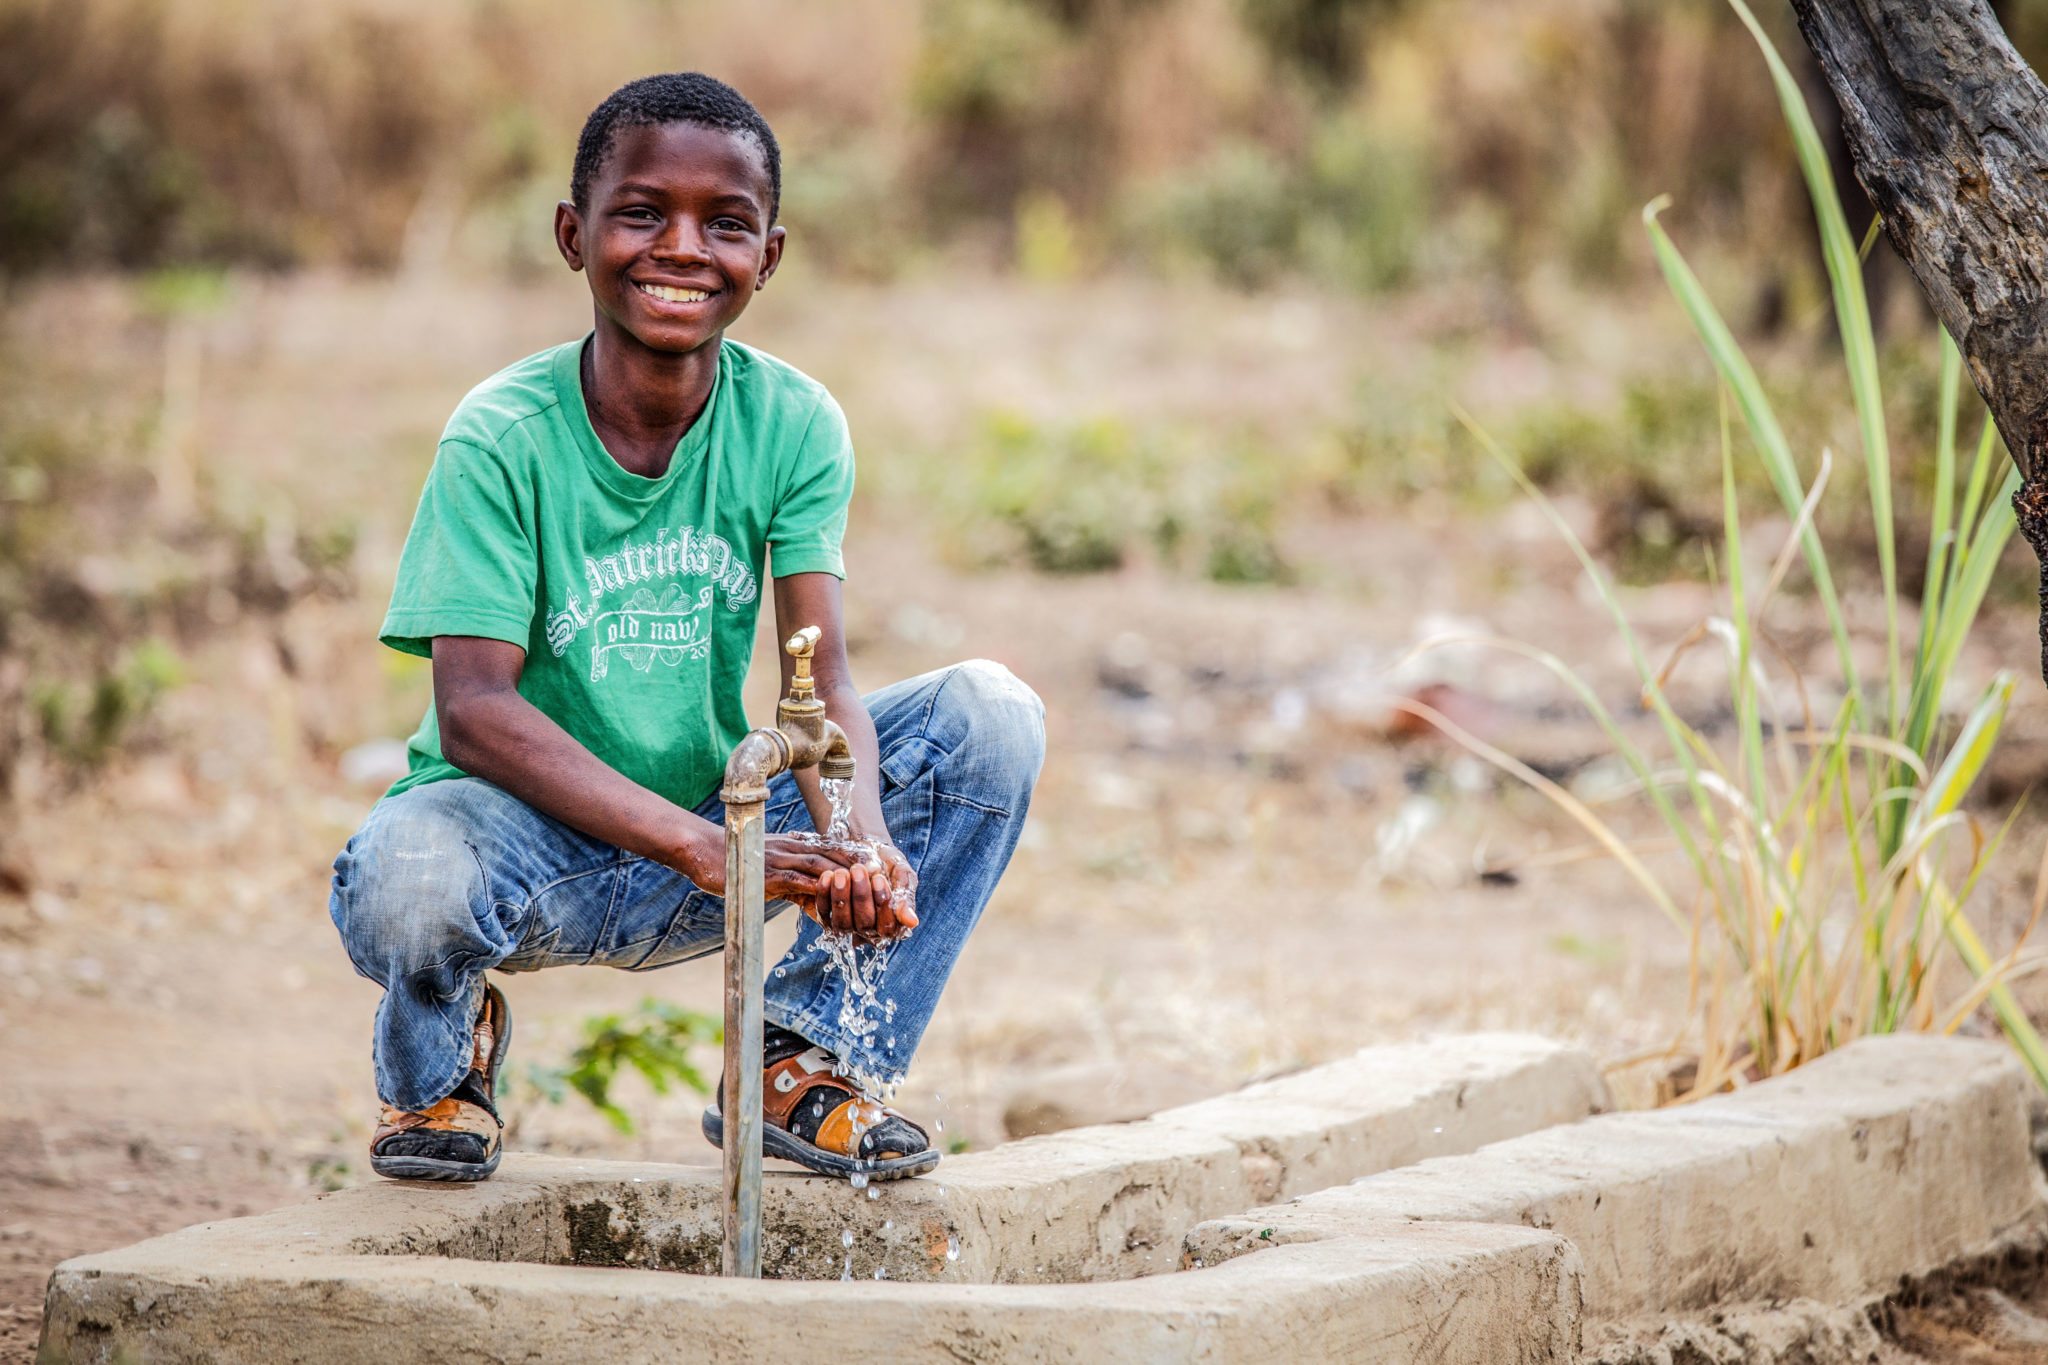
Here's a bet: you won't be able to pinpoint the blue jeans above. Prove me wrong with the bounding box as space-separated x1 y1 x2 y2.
329 660 1046 1113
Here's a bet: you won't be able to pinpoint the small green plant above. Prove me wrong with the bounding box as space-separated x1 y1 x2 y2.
967 413 1147 574
521 999 721 1135
32 639 184 771
1410 0 2048 1099
942 411 1290 583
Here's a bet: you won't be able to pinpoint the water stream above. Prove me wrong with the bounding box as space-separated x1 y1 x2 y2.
788 775 911 1108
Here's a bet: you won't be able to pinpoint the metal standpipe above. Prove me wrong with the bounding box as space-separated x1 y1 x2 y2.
719 792 768 1279
718 625 856 1279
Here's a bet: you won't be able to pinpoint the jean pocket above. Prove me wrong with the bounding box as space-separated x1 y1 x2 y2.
880 737 937 792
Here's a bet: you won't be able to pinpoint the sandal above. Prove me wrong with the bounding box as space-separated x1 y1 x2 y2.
702 1043 939 1180
369 981 510 1182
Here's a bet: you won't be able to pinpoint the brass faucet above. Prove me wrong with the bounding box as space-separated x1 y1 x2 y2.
717 625 857 1278
718 626 855 804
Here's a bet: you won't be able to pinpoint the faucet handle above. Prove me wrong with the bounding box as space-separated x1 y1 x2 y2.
784 626 822 696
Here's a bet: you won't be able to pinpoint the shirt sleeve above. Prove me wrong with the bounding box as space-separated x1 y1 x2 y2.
379 438 537 657
768 393 855 579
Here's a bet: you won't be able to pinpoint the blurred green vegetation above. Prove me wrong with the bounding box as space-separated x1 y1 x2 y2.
0 268 360 839
517 999 721 1135
931 412 1293 583
915 325 2015 595
22 0 2048 292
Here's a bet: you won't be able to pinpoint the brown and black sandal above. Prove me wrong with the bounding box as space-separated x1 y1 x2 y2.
370 981 510 1183
702 1042 939 1180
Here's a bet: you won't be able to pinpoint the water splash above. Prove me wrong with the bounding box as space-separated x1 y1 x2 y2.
788 774 914 1098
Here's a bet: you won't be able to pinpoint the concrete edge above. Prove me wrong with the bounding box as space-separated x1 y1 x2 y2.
1184 1033 2047 1321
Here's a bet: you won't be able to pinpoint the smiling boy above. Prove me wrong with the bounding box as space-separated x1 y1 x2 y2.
328 73 1045 1183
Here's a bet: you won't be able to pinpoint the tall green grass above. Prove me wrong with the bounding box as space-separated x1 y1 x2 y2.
1416 0 2046 1097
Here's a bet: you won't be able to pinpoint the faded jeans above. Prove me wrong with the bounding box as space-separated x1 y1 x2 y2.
329 660 1046 1113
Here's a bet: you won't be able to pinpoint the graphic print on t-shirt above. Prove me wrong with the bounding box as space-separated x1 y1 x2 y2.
544 522 759 681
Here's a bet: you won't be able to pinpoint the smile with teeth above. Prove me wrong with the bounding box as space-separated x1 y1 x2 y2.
637 282 715 304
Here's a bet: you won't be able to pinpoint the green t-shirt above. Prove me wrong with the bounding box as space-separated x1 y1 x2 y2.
380 335 853 810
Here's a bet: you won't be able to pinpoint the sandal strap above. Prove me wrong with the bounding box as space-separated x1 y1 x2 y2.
761 1048 927 1157
374 1095 500 1146
762 1046 847 1126
815 1095 893 1157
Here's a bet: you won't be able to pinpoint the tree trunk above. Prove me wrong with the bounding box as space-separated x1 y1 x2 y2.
1786 0 2048 684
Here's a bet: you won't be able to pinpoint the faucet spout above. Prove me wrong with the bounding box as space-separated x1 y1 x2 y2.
819 722 855 782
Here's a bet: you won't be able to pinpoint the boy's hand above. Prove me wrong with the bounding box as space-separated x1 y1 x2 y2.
802 842 918 943
675 823 861 902
763 833 866 906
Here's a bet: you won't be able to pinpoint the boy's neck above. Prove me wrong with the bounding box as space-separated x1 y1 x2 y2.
581 323 722 479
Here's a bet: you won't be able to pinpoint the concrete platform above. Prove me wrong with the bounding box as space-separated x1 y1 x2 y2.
39 1220 1585 1364
51 1033 2040 1361
39 1034 1604 1362
1185 1034 2048 1321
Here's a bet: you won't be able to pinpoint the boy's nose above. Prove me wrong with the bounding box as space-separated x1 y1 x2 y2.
654 218 713 262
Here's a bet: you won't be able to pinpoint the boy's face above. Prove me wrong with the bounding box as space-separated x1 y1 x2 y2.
555 121 785 357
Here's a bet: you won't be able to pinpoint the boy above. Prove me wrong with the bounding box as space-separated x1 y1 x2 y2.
328 73 1044 1184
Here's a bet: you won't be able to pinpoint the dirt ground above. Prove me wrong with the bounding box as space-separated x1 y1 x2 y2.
6 272 2048 1361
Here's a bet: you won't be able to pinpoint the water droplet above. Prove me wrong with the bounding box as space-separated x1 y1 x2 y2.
841 1229 854 1249
849 1172 869 1190
873 1266 888 1280
840 1255 853 1282
881 1220 892 1232
867 1186 881 1200
1431 1126 1443 1135
935 1119 945 1133
945 1235 960 1262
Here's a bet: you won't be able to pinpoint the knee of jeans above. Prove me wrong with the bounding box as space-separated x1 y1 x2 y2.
333 800 498 973
937 659 1047 796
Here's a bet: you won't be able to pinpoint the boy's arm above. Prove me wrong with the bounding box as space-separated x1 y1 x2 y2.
431 636 854 903
773 572 918 939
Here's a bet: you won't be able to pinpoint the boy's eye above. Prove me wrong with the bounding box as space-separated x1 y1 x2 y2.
711 218 750 233
619 207 660 222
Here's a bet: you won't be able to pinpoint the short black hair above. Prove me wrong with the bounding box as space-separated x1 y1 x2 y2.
571 72 782 222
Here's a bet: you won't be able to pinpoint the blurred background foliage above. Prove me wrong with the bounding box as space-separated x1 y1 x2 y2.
16 0 2048 288
6 0 2048 861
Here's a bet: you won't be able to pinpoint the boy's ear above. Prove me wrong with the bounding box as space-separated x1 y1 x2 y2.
754 225 787 291
554 201 586 272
